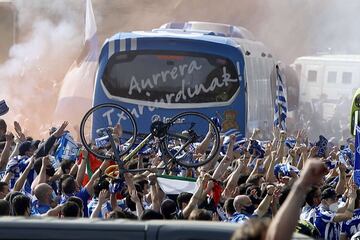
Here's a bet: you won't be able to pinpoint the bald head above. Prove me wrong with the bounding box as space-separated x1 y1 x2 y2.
34 183 53 203
233 195 252 212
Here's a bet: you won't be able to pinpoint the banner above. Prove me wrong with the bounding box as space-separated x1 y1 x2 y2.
54 133 79 161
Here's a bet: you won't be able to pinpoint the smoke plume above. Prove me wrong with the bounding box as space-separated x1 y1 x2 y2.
1 0 360 139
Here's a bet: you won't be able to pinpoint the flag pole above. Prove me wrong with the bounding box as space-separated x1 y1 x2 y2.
278 102 282 130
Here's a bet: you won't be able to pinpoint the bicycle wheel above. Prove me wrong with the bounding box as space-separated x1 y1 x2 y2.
80 103 137 160
162 112 220 168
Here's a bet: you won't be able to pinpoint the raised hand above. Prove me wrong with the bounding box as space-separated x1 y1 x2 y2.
272 126 280 139
309 146 318 158
42 155 51 167
113 123 123 138
267 185 276 195
13 121 25 141
296 129 306 143
98 189 108 205
130 189 140 203
298 158 328 189
5 132 14 144
53 121 69 138
279 130 287 141
338 162 347 174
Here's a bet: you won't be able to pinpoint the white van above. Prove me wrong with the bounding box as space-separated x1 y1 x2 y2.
292 54 360 120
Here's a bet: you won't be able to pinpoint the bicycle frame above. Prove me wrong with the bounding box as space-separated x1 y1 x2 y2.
104 121 193 177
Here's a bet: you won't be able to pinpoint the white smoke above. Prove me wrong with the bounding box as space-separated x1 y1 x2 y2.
0 1 83 138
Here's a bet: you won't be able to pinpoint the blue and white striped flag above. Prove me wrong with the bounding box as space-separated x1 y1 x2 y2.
354 126 360 187
273 64 287 130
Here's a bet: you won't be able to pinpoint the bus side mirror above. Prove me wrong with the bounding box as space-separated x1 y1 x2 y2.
350 91 360 136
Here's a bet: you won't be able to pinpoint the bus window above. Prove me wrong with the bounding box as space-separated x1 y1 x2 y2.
327 71 337 84
102 51 240 104
307 70 317 82
342 72 352 84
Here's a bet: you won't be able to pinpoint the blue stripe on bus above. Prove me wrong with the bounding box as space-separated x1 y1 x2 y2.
126 38 131 51
114 39 120 53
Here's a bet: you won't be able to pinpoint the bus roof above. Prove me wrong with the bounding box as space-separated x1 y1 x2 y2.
294 54 360 63
101 22 271 60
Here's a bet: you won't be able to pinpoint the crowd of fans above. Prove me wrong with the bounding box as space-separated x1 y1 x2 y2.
0 105 359 240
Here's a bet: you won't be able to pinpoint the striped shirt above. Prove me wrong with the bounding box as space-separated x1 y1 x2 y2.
314 205 340 240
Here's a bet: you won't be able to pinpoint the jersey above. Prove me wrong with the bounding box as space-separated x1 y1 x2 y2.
230 212 250 223
60 187 91 217
87 198 112 218
341 208 360 239
314 206 341 240
300 204 316 224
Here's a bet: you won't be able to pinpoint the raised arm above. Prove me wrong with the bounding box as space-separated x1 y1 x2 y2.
85 159 110 196
76 148 88 186
254 185 275 217
10 121 25 159
246 158 263 184
195 123 215 155
333 185 356 222
0 133 14 170
335 163 346 196
31 156 50 192
212 135 235 180
13 156 35 192
90 189 108 219
265 151 277 182
182 174 209 219
149 174 161 212
130 189 144 219
201 135 224 172
275 131 286 163
35 121 68 158
225 159 245 191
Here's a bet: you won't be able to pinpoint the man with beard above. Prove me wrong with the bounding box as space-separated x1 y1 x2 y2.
231 185 275 223
32 183 57 215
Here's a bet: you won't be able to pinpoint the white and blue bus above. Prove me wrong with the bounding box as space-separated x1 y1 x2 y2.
93 21 283 137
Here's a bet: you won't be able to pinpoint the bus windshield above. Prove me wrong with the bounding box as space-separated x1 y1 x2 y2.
102 51 240 104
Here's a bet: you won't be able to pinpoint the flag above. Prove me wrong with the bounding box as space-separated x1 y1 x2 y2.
220 128 246 155
273 64 287 130
285 137 296 149
354 126 360 187
54 133 79 161
0 100 9 116
157 175 197 195
315 135 328 158
53 0 99 126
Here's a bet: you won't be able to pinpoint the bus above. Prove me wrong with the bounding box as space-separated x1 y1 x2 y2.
93 21 285 137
